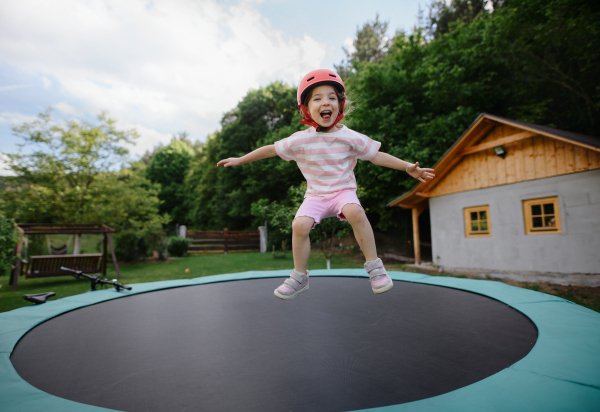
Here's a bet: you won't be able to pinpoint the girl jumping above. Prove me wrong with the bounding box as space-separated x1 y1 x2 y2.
217 69 434 300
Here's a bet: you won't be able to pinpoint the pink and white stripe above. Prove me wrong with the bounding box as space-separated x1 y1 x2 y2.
274 125 381 197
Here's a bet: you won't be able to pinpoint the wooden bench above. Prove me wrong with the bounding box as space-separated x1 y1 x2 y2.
20 254 103 278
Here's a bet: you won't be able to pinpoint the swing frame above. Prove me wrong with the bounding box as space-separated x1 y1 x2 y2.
10 223 121 291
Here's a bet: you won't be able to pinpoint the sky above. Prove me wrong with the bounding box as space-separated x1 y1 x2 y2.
0 0 425 175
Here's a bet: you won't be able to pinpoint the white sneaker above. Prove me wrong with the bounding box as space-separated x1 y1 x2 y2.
274 269 309 300
365 259 393 294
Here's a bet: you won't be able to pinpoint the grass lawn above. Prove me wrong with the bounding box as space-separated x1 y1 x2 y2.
2 251 599 314
0 251 364 313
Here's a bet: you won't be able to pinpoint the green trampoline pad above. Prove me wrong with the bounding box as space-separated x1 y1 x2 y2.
1 270 599 411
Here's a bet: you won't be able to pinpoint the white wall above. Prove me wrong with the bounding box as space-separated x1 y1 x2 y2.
429 169 600 274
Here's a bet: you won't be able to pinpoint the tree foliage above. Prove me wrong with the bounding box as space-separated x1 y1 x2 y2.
0 214 18 276
335 14 393 79
146 140 194 224
184 82 304 230
3 109 138 222
426 0 489 39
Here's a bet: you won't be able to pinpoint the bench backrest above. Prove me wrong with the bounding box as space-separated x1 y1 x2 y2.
24 254 103 278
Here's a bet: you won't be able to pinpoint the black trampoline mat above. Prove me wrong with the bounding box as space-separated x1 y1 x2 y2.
11 277 537 412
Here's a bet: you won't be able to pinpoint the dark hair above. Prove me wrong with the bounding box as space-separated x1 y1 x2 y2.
300 83 346 119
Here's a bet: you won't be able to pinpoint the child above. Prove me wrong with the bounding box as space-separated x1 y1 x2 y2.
217 69 434 300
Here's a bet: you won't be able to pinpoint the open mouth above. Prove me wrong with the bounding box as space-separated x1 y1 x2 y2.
320 110 332 121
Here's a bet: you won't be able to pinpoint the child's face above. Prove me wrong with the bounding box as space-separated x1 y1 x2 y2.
307 85 340 130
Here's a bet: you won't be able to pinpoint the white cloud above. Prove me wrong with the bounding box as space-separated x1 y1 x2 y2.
41 76 52 89
0 84 34 92
0 0 327 149
0 111 38 126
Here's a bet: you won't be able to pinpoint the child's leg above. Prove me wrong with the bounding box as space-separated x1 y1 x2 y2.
342 203 393 294
292 216 314 274
341 204 377 261
274 216 313 300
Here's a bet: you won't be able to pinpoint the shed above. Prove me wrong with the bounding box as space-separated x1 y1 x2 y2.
388 114 600 275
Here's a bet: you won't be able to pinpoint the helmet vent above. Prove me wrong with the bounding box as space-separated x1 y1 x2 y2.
329 74 337 78
307 76 315 82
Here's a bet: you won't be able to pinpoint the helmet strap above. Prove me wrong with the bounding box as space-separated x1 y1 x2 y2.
299 99 346 132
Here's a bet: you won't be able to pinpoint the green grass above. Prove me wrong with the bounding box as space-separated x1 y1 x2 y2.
0 251 365 313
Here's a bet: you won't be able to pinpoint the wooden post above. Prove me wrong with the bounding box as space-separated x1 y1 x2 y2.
10 236 24 291
106 233 122 279
223 228 228 254
412 208 421 265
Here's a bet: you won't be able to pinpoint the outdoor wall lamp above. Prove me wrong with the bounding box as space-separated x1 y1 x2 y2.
494 145 506 158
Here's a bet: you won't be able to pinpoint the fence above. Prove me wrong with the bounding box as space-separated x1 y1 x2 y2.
186 228 262 254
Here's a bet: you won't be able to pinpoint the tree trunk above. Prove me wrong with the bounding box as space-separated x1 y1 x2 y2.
326 258 331 270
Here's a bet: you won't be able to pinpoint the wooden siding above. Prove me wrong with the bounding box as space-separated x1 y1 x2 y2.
427 125 600 198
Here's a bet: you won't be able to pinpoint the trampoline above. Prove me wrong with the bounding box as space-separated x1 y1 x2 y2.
2 270 600 411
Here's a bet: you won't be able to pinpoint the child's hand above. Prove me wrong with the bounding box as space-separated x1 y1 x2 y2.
407 162 435 183
217 158 241 167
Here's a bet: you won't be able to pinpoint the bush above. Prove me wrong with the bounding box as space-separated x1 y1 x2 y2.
167 236 192 257
0 214 18 276
114 231 141 262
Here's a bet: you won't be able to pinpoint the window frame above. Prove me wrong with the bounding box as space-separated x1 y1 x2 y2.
523 196 562 235
463 205 492 238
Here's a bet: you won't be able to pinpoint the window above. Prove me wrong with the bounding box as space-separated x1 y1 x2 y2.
523 197 561 235
464 205 491 237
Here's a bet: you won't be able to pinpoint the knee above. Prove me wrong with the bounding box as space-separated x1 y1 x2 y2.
292 217 313 237
343 204 366 225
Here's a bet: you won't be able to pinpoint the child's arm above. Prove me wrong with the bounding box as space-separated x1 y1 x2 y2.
217 145 277 167
370 151 435 183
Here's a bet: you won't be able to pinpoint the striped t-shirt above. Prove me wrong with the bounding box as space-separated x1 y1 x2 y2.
274 125 381 197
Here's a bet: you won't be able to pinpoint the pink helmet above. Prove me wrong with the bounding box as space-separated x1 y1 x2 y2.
297 69 346 132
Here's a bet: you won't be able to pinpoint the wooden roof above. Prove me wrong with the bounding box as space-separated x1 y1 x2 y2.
388 114 600 208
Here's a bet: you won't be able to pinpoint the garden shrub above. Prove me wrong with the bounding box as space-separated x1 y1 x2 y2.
114 231 141 262
167 236 192 257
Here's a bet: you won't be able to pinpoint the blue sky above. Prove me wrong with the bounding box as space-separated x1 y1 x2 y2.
0 0 425 174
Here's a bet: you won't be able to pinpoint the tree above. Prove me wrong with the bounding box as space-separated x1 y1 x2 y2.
0 214 17 276
3 108 138 223
335 14 393 79
146 140 194 225
425 0 488 39
141 132 203 166
492 0 600 135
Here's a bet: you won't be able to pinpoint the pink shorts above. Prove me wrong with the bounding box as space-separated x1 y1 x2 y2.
294 190 362 229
